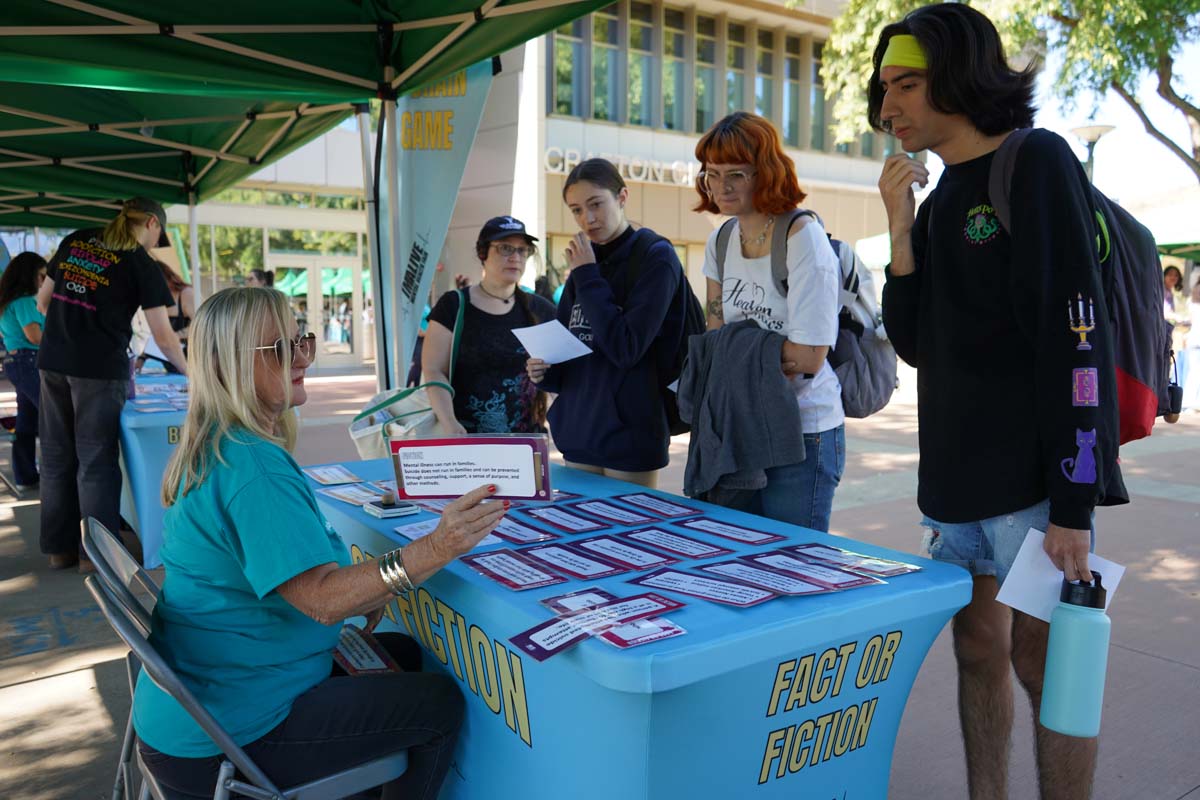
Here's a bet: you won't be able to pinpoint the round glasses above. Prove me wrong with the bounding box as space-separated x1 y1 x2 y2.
254 332 317 364
698 169 756 194
492 243 532 260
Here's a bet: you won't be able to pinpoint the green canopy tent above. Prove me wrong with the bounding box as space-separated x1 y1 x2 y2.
0 0 610 387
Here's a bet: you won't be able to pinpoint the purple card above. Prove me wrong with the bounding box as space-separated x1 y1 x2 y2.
571 535 679 571
675 516 787 545
622 527 734 559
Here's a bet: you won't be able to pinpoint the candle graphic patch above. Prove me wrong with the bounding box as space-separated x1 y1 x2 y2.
1067 293 1096 351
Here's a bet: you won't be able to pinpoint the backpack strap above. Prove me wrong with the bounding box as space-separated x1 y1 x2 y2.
449 288 466 383
987 127 1035 234
714 218 737 283
616 228 663 306
769 209 817 297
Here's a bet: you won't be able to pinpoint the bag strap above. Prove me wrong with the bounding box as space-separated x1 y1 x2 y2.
616 229 662 306
714 218 737 283
987 127 1034 234
352 380 454 422
769 209 817 297
449 288 466 383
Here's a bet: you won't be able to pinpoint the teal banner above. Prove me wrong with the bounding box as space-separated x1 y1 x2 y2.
377 60 494 387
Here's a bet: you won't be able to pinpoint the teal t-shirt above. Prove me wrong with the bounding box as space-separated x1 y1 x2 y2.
132 431 352 757
0 295 45 351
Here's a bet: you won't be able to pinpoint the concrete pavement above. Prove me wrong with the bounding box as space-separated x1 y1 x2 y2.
2 368 1198 799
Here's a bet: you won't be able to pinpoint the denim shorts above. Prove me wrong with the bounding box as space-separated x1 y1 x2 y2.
919 499 1095 585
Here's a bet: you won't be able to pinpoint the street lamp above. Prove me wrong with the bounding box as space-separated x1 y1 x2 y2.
1069 124 1116 182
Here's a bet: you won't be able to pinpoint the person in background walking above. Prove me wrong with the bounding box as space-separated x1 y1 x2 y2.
245 268 275 288
0 252 48 490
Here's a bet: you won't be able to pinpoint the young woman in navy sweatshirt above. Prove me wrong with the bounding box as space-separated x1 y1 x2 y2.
526 159 686 488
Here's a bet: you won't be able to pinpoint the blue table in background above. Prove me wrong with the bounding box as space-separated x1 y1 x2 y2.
312 459 972 800
118 374 186 568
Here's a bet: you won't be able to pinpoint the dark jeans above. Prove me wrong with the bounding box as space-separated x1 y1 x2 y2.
3 349 40 485
38 369 128 556
139 633 464 800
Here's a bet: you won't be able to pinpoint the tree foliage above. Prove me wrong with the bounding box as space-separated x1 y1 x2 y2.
822 0 1200 182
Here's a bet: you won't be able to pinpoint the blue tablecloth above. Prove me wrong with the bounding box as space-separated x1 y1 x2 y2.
118 375 187 568
311 459 972 800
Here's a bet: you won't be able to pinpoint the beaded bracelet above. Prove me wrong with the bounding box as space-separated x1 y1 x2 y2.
378 548 415 595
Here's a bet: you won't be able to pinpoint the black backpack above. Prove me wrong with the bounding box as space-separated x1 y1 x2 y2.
616 229 707 435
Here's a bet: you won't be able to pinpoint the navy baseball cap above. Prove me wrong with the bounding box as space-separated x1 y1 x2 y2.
478 215 538 244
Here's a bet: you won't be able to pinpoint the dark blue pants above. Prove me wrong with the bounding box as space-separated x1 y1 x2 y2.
3 349 41 485
139 633 464 800
38 369 128 556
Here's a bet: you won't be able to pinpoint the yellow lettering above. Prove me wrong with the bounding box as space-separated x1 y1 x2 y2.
167 426 179 445
810 648 838 704
444 111 454 148
854 698 878 751
783 654 814 712
436 600 465 680
417 589 448 665
830 641 857 698
469 625 501 713
766 659 796 717
875 631 902 684
856 634 883 689
392 591 422 642
424 112 440 149
456 612 477 693
821 709 840 763
412 113 425 149
788 720 816 773
833 703 858 757
493 640 533 747
401 112 412 148
810 712 837 767
758 728 788 784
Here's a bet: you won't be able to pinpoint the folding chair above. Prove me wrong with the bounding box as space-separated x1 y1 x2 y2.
83 519 409 800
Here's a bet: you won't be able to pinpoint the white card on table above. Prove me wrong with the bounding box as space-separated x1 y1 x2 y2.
492 517 559 544
573 535 677 570
600 617 687 648
394 518 503 548
629 568 777 607
996 528 1125 622
613 493 701 518
569 500 655 526
318 483 386 506
303 464 364 485
520 507 607 533
624 527 734 559
522 544 627 579
701 560 831 596
511 320 593 364
676 517 786 545
744 552 884 590
460 550 567 591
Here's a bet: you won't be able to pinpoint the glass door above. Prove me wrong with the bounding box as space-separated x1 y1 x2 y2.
268 255 362 369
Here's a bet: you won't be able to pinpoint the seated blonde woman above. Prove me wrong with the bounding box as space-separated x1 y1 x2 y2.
132 287 509 799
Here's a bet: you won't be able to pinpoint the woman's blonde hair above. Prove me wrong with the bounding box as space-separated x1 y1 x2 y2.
101 198 160 251
161 287 299 506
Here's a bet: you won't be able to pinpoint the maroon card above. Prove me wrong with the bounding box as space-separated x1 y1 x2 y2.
459 549 567 591
571 534 679 571
521 543 628 580
518 506 608 534
622 527 734 559
612 492 702 519
674 516 787 545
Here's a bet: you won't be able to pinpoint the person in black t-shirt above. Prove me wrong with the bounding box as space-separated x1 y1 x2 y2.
421 216 555 435
871 6 1122 797
35 196 187 571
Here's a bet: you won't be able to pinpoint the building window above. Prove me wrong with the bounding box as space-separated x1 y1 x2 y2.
628 1 655 126
882 133 896 158
782 35 801 147
727 23 746 114
811 41 826 150
552 19 584 117
593 5 619 121
663 8 686 131
861 132 876 158
755 30 775 121
695 15 717 133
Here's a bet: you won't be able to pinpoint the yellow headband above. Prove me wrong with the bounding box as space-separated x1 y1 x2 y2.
880 34 927 70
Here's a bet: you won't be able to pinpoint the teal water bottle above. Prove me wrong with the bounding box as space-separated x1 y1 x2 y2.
1040 571 1110 738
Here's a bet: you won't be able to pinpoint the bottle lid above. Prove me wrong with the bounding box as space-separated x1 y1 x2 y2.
380 491 396 507
1060 570 1106 609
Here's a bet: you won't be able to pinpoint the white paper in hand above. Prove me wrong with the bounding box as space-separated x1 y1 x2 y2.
512 321 592 364
996 528 1125 622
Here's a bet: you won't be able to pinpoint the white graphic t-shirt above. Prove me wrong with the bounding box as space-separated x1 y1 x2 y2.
702 217 844 433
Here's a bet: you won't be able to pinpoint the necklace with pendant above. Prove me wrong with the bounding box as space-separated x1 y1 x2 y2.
477 282 515 304
739 216 774 248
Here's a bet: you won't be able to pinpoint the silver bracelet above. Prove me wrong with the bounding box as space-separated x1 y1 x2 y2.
378 548 415 595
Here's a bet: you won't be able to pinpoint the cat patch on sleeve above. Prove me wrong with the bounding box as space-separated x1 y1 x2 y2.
1061 428 1097 485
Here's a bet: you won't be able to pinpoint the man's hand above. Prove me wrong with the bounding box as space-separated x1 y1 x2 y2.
878 154 930 238
1043 523 1092 583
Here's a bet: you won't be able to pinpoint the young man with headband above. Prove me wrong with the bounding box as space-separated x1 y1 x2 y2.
870 5 1125 799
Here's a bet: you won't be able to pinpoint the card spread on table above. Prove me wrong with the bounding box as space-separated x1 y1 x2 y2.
521 544 627 579
567 500 655 526
318 483 386 506
629 568 777 607
743 551 885 590
700 560 832 596
520 507 607 533
572 535 678 570
550 489 581 502
371 479 398 494
788 543 921 577
538 586 620 615
390 436 551 500
675 517 786 545
491 517 559 544
623 527 734 559
394 519 503 548
303 464 365 485
333 624 401 675
131 405 176 413
460 550 567 590
509 593 685 661
415 498 455 513
613 493 701 518
600 617 687 648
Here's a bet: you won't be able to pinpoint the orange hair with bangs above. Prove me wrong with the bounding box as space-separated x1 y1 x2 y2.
693 112 806 215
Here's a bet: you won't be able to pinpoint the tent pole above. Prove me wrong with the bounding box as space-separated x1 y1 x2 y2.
357 103 388 392
383 82 404 392
188 199 202 305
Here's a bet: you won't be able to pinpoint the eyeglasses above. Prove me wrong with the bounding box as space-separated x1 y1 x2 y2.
698 169 756 193
492 243 532 260
253 332 317 364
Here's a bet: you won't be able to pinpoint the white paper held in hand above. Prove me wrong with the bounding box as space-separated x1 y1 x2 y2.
512 320 592 365
995 528 1125 623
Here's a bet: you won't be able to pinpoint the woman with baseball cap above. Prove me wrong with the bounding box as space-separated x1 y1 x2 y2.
35 196 188 571
421 216 556 434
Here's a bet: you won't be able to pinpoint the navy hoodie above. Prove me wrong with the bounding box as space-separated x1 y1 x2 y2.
542 226 684 471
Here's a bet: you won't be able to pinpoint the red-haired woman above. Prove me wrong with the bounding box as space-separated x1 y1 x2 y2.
696 112 844 531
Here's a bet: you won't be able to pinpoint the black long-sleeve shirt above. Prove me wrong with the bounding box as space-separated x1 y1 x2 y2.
882 129 1127 530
